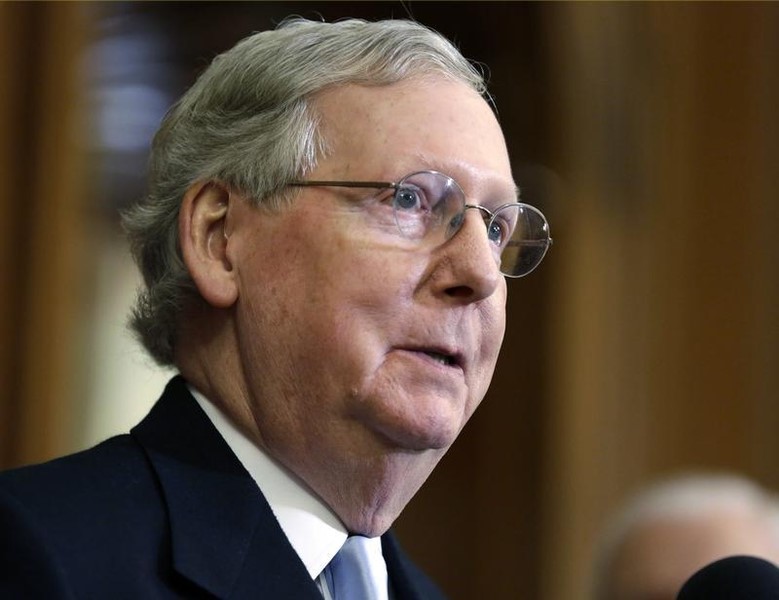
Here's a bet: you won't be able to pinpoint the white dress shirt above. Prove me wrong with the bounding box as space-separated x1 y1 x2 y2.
189 386 388 598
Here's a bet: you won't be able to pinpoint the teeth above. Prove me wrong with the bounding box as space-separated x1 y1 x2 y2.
425 351 453 366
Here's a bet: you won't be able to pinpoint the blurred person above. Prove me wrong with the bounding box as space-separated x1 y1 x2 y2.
592 473 779 600
0 17 552 599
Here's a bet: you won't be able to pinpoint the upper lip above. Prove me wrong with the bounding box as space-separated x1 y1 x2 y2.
404 345 465 369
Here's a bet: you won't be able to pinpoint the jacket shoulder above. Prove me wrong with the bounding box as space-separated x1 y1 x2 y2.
0 434 157 520
0 436 172 597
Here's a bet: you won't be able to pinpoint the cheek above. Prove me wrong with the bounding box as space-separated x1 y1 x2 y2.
245 244 403 389
313 233 423 323
468 293 508 400
485 297 507 364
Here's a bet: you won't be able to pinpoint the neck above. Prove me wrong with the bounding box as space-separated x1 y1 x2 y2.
174 303 261 449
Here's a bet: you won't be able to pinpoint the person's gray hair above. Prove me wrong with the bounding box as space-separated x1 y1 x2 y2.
591 472 779 600
122 17 487 365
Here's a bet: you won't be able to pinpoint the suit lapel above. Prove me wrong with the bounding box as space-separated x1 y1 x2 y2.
383 532 448 600
131 376 321 599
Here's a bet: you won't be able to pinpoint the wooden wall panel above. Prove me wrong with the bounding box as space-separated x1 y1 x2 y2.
0 3 91 467
0 3 32 465
541 4 779 598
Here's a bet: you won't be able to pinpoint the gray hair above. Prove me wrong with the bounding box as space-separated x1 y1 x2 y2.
122 17 487 365
591 473 779 600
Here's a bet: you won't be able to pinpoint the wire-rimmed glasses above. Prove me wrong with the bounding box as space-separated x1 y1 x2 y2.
289 170 552 278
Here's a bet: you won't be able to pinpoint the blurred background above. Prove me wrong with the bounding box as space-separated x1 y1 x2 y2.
1 2 777 599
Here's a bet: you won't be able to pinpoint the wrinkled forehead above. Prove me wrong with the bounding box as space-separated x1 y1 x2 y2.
310 77 513 192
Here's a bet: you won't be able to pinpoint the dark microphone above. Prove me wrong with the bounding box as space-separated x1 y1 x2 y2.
677 555 779 599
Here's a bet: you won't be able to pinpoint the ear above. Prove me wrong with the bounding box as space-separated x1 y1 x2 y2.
179 180 238 308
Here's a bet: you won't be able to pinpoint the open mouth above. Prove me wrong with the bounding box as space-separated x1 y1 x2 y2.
421 350 457 367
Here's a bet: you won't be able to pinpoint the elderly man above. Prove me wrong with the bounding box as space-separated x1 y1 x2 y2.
0 18 551 599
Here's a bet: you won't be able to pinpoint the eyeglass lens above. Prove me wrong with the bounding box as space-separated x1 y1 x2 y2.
392 171 551 278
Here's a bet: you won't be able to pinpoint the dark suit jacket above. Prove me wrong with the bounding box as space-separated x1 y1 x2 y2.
0 377 447 599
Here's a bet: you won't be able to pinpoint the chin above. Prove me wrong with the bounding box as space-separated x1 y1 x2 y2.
369 404 464 452
343 492 415 537
330 449 444 537
400 427 458 452
347 511 397 538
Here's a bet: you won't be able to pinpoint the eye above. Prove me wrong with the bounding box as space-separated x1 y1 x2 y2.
394 186 427 212
487 213 517 248
486 204 521 248
447 211 465 236
487 220 505 245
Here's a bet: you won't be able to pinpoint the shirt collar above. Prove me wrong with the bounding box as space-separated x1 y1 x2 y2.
189 385 348 579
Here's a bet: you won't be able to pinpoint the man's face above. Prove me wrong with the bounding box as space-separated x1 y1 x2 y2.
226 77 514 534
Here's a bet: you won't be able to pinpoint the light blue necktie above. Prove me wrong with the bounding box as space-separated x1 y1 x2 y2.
326 535 386 600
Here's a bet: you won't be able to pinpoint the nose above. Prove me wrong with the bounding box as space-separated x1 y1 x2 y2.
431 210 502 302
